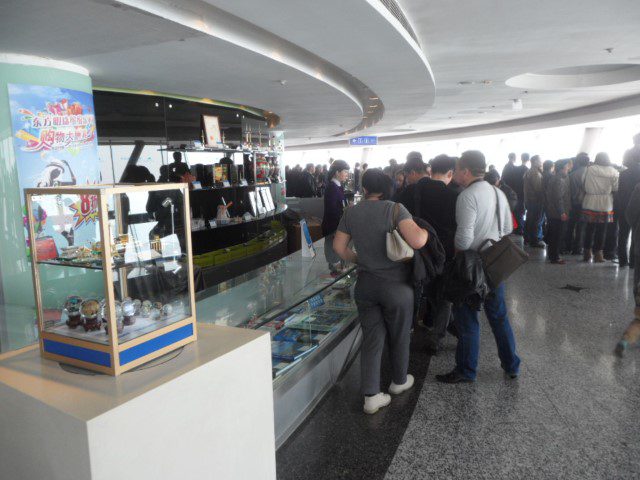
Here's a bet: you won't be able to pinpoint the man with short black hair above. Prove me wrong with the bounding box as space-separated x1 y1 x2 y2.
398 154 459 354
436 150 520 384
501 152 517 184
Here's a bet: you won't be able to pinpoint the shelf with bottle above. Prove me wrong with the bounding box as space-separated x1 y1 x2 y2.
158 146 282 156
191 205 287 232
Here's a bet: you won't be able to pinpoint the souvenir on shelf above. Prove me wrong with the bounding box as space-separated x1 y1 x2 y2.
25 183 197 375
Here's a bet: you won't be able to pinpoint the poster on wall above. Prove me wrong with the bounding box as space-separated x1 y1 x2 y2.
202 115 221 147
8 84 101 257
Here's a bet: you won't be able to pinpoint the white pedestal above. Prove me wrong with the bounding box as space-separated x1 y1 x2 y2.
0 325 276 480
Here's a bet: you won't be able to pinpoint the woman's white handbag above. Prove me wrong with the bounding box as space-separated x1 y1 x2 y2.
386 203 414 262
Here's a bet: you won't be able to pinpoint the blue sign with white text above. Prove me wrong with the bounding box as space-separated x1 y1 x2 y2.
349 136 378 146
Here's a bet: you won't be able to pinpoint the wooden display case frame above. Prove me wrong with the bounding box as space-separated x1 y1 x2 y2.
25 183 197 375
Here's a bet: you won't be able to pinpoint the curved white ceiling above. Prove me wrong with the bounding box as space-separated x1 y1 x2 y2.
2 0 640 149
0 0 435 144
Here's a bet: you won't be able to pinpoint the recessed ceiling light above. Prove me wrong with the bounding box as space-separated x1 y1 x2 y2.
154 102 159 107
168 103 173 108
369 96 379 100
278 80 287 86
236 113 240 118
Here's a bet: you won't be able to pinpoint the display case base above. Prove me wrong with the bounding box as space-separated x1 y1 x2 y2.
0 325 276 480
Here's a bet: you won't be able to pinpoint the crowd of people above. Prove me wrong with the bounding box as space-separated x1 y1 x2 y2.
316 133 640 414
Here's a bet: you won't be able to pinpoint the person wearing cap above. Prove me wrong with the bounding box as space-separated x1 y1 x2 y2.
436 150 520 384
322 159 350 272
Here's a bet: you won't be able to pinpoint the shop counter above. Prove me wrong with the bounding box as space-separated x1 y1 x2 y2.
0 325 276 480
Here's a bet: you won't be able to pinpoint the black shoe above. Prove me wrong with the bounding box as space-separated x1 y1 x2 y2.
435 370 474 384
425 342 442 356
446 323 459 339
506 371 519 379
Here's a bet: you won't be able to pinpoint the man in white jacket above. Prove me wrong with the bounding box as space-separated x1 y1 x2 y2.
436 151 521 384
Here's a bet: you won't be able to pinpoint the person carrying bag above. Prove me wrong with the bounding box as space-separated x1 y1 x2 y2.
387 203 415 262
480 187 529 289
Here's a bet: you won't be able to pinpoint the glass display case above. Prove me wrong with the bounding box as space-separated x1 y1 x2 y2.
196 241 358 385
25 183 197 375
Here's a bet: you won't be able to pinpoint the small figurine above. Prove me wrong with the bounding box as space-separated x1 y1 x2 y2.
103 301 125 335
140 303 151 318
133 299 142 315
149 307 161 320
122 299 136 326
81 299 101 331
64 295 84 329
162 304 173 317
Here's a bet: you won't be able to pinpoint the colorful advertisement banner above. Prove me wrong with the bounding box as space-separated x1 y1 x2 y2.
8 84 102 256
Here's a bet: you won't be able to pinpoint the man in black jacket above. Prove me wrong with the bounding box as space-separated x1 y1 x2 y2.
503 153 529 235
299 163 318 198
399 155 458 353
616 148 640 267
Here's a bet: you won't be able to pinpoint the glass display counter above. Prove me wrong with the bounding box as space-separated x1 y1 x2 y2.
197 237 360 445
25 183 197 375
197 238 358 385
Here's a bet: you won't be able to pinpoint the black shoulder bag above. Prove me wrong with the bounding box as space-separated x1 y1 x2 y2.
479 187 529 289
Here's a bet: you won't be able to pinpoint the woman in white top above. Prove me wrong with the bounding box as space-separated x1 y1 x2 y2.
581 152 619 263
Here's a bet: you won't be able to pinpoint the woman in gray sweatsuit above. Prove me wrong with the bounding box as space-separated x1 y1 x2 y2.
333 169 428 415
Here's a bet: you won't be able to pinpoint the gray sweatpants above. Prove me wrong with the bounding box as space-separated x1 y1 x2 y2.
355 272 414 395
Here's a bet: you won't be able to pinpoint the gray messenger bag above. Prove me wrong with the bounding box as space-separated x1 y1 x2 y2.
479 187 529 289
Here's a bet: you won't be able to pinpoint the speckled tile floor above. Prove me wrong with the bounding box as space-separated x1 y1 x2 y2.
277 249 640 480
386 250 640 480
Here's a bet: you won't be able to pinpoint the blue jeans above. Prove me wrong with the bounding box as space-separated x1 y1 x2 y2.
525 203 545 244
453 284 521 380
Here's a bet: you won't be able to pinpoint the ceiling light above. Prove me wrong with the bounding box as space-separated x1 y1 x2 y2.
279 80 287 86
369 96 379 100
154 102 159 107
168 103 173 108
512 99 523 111
236 113 240 118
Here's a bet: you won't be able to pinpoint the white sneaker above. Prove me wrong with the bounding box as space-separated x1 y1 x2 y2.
389 374 415 395
363 393 391 414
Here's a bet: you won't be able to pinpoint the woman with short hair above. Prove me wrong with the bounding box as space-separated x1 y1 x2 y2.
333 169 428 414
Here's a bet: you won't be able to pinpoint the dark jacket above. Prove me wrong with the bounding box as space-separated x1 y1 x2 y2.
500 183 518 212
321 181 346 236
501 162 517 191
299 171 317 198
569 165 588 207
616 164 640 214
626 184 640 257
503 164 528 199
442 250 490 310
411 217 446 288
545 173 571 219
524 168 544 206
398 177 458 260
